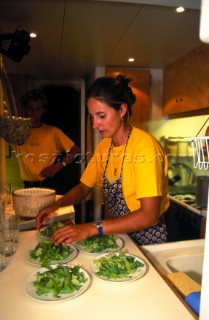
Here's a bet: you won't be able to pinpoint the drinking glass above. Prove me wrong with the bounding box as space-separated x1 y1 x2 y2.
4 213 17 257
5 209 19 245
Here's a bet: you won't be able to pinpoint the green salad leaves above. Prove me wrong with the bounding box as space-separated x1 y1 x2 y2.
77 235 120 253
40 222 65 238
93 251 144 280
29 240 74 265
33 265 88 297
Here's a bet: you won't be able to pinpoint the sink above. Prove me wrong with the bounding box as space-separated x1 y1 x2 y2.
166 253 203 284
141 239 204 284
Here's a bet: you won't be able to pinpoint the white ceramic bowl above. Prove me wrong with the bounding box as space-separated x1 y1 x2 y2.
12 188 56 219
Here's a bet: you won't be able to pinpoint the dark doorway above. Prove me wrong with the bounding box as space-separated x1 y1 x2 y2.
41 85 81 221
42 85 80 146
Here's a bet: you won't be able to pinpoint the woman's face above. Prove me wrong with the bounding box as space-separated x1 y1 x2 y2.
87 97 125 139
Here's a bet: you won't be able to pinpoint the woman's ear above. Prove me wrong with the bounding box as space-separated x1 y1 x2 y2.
120 103 128 118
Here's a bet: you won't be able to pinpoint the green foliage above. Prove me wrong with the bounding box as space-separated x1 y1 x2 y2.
29 239 73 265
40 222 65 238
33 265 87 297
93 251 144 280
77 235 119 253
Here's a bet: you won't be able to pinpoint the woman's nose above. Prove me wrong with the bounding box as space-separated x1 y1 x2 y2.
92 118 99 129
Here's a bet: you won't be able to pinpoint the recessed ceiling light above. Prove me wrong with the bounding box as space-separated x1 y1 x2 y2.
30 32 37 38
128 57 135 62
176 6 185 13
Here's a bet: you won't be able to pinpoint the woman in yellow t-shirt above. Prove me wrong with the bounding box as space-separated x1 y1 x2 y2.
36 74 170 245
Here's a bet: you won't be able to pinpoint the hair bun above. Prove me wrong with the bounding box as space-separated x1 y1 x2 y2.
116 74 130 88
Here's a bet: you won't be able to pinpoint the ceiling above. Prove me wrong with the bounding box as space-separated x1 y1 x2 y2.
0 0 203 82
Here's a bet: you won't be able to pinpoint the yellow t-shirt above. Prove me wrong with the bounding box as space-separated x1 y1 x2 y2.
14 124 74 181
81 127 169 216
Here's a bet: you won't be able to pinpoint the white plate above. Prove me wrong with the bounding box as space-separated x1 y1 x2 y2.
26 244 78 266
25 265 90 302
76 235 124 254
89 252 147 282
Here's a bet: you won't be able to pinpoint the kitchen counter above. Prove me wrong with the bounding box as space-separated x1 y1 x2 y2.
0 230 196 320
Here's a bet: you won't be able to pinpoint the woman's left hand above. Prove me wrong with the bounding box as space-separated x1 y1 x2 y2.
51 224 94 245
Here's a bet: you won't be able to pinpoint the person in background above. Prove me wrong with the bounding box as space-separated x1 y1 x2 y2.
14 89 81 194
36 74 170 245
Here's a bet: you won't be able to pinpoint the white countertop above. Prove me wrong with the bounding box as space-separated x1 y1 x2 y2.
0 230 196 320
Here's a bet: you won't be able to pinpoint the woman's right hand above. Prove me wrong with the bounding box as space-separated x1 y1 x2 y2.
36 183 92 231
36 203 59 230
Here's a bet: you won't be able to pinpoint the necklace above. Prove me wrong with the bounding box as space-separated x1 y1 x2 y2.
111 144 126 176
109 126 132 176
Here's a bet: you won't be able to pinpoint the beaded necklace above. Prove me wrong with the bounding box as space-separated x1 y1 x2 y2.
105 126 132 177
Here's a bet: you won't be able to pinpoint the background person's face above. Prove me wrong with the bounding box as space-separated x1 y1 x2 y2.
26 100 45 127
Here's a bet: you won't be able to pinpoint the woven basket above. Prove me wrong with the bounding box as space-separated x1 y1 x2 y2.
12 188 56 218
0 115 32 145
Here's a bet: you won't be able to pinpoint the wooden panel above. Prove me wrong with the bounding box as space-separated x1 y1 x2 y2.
163 44 209 115
106 67 150 132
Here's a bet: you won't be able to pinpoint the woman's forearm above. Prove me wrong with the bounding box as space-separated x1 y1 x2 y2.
56 182 92 208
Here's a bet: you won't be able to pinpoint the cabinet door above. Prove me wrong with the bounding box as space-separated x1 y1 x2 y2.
163 45 209 115
106 68 150 132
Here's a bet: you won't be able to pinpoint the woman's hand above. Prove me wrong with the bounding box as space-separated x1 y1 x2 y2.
36 183 92 231
36 203 59 230
51 223 95 245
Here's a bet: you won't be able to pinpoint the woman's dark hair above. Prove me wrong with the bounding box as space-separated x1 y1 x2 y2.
21 89 48 108
86 74 136 118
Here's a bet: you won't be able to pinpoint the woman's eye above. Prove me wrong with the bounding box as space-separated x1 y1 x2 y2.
89 114 106 121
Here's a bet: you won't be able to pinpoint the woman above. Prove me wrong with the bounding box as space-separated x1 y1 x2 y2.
36 74 170 245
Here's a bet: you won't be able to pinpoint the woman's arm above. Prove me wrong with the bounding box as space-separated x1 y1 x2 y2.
36 182 92 229
51 196 161 245
102 196 161 234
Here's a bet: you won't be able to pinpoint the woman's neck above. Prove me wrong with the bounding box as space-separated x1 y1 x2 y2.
112 124 131 146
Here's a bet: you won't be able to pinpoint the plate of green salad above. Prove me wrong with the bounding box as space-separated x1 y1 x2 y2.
89 250 146 282
26 239 78 266
37 222 66 240
25 264 90 302
76 234 124 254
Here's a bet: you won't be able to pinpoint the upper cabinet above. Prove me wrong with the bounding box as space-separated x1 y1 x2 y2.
163 44 209 115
